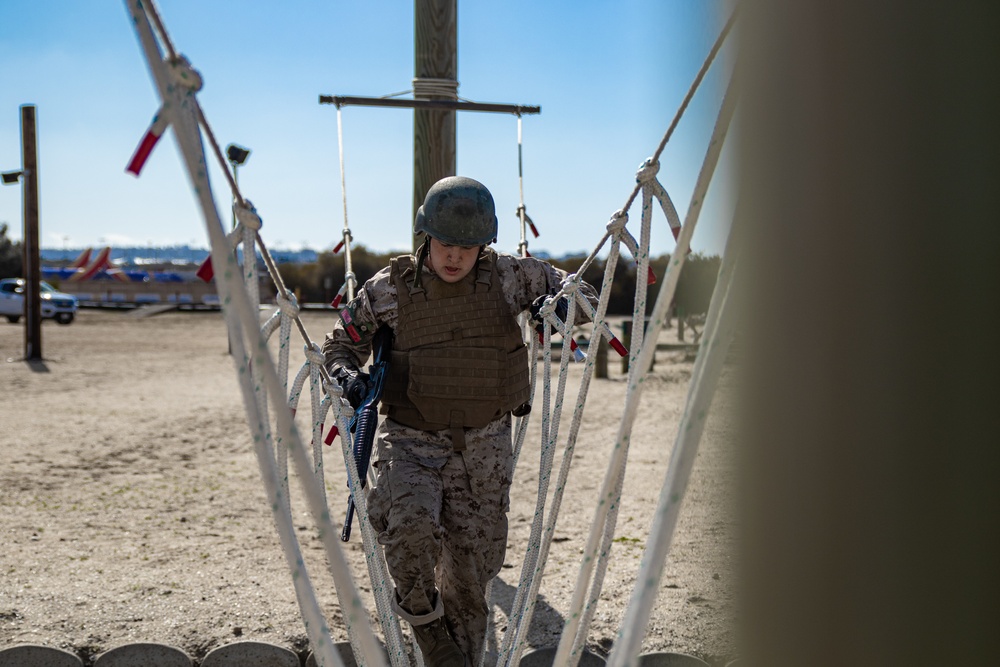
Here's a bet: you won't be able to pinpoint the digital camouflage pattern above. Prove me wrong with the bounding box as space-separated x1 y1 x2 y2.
367 415 513 661
323 250 598 663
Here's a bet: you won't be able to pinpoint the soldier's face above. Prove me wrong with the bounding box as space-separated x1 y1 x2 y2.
428 238 479 283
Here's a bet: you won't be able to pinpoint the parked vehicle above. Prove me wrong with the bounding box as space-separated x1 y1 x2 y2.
0 278 79 324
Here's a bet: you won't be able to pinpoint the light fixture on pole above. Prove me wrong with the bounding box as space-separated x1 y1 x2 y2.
225 143 251 230
1 170 23 185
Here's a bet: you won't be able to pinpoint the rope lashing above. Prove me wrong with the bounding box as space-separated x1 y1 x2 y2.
125 107 169 176
412 77 459 100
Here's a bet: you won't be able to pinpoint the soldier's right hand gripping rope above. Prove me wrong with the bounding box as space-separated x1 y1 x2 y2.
529 292 569 333
340 325 393 542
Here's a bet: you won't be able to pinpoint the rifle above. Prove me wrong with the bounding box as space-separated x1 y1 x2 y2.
341 325 393 542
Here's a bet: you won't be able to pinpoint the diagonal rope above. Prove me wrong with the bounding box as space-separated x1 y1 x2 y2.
553 65 740 667
124 3 387 667
606 200 742 667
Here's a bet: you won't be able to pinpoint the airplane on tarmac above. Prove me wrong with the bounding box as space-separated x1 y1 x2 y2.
41 247 186 283
41 246 116 281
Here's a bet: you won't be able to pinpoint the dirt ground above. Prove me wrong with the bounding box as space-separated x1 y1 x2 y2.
0 308 738 666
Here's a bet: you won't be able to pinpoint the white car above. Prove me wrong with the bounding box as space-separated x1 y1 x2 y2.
0 278 79 324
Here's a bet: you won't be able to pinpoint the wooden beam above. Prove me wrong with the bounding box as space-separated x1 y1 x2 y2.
319 95 540 116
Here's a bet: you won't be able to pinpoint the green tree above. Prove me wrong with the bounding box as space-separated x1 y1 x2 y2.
0 223 23 279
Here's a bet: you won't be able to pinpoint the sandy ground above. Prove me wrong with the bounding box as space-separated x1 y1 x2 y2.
0 308 737 666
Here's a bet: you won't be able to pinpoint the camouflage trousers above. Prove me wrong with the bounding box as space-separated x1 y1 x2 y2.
366 416 513 663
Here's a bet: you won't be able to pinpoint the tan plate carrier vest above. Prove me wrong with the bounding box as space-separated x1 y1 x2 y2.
381 249 531 450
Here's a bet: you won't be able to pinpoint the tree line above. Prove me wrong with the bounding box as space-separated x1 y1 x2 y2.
0 223 721 315
276 246 722 316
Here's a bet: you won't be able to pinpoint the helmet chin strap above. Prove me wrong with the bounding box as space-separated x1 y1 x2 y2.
412 236 431 289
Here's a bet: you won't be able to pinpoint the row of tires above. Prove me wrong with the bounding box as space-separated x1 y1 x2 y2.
0 641 733 667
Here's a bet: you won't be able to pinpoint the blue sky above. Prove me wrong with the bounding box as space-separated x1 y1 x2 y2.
0 1 736 259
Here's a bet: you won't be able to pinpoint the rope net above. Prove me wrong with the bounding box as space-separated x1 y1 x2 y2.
123 2 739 667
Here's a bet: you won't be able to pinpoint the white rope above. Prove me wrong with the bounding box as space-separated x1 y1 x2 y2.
127 3 741 665
499 235 624 667
553 70 740 667
335 107 357 302
607 204 741 667
564 161 666 660
124 4 384 667
412 77 458 100
325 390 409 667
499 290 581 667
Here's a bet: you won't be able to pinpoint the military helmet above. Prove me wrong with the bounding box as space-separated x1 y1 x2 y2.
414 176 498 246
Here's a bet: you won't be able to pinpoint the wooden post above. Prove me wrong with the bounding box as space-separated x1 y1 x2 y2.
21 105 41 361
413 0 457 251
594 333 608 379
621 320 632 374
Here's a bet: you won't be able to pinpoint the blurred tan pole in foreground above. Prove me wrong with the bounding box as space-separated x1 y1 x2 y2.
739 2 1000 665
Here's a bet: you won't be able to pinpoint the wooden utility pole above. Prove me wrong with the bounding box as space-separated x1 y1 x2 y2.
21 105 41 361
318 4 538 251
412 0 457 250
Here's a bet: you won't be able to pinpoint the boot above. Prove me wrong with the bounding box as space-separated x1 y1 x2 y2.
411 617 466 667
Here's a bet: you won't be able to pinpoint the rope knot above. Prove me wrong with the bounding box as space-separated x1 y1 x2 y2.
537 296 558 319
304 344 325 367
235 201 262 231
635 158 660 184
167 55 203 92
561 275 582 297
606 210 629 235
276 291 300 317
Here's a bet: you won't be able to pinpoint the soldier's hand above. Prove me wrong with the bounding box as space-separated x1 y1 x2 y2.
530 293 569 333
332 367 371 409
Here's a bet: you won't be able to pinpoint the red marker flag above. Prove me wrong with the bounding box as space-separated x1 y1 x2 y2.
196 255 214 283
126 109 169 176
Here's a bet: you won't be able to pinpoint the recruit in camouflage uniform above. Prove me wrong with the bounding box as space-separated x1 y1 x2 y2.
323 177 598 667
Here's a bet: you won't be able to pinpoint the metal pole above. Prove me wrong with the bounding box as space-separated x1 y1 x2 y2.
21 105 41 361
412 0 457 251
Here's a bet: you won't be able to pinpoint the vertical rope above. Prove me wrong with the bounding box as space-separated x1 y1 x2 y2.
516 115 529 258
336 106 357 301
